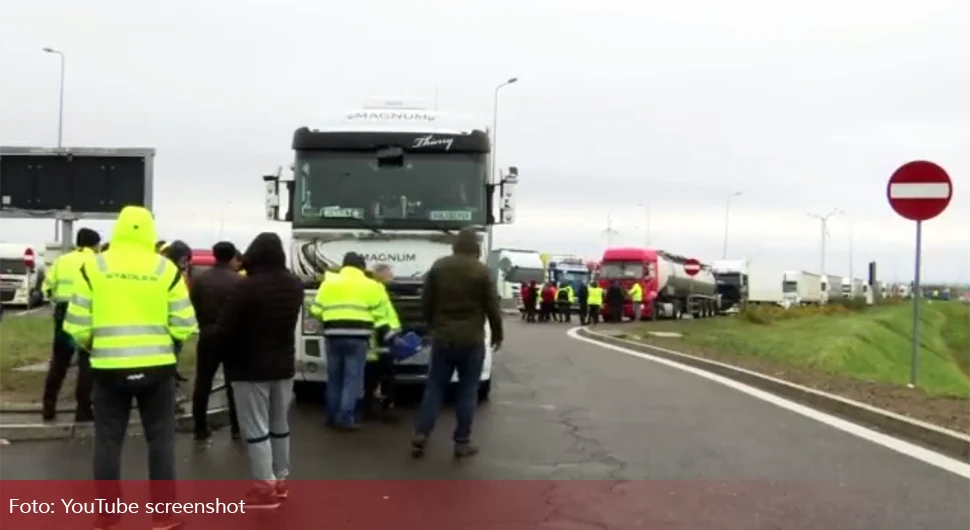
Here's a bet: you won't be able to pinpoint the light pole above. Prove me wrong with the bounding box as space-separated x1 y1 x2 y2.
807 208 842 277
638 202 652 247
722 191 741 258
846 214 855 283
603 214 619 247
486 77 518 252
42 47 65 147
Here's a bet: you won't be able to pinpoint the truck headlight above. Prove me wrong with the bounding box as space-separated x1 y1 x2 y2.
302 297 323 335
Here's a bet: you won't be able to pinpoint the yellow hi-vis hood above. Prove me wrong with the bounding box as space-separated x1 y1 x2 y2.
110 206 157 251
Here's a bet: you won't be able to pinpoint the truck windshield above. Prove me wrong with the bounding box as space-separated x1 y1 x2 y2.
294 150 487 229
552 269 589 285
716 272 743 286
599 261 645 279
782 281 798 293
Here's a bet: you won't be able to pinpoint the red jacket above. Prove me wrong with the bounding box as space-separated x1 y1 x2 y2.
541 286 556 303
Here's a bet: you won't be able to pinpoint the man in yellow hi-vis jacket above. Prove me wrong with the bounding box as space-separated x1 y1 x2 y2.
309 252 393 430
41 227 101 422
64 206 198 530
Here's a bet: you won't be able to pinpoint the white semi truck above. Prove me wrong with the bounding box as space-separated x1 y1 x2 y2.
486 248 545 307
820 274 843 304
782 271 823 305
745 262 786 306
262 99 519 402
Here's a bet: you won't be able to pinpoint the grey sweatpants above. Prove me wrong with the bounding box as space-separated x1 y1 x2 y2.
232 379 293 485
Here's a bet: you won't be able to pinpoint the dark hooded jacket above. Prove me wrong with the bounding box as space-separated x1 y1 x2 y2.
421 228 503 346
217 232 303 381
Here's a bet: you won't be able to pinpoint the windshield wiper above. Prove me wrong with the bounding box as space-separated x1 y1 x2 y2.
353 218 383 234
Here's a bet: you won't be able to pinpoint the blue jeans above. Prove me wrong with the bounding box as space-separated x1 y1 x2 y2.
324 337 368 426
415 341 485 443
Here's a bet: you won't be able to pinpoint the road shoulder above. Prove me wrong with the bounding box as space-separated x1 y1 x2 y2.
573 326 970 463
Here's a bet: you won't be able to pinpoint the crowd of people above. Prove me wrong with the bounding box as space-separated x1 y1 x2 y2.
518 278 643 324
39 206 505 529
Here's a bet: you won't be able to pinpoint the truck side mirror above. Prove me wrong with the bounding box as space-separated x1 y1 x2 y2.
263 174 280 221
284 181 294 222
499 167 517 225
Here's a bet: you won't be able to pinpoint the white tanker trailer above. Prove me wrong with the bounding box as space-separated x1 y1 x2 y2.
598 247 721 320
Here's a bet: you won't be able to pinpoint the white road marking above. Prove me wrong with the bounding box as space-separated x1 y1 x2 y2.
889 182 951 199
566 327 970 479
492 400 557 411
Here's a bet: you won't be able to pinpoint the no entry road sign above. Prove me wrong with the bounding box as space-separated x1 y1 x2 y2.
684 258 701 277
887 160 953 222
886 160 955 389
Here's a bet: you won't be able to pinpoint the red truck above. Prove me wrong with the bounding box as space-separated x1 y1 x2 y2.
597 247 720 320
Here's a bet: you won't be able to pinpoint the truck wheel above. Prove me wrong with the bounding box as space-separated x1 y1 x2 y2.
477 380 492 403
293 381 322 404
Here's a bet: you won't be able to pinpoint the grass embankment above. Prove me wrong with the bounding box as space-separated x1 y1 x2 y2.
621 301 970 432
0 312 198 405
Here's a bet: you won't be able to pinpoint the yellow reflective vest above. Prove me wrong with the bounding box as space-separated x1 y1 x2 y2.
310 266 388 339
587 285 604 306
63 206 198 370
43 247 95 303
629 283 643 303
558 285 574 303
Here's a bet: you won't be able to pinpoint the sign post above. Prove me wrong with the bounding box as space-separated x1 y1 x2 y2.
886 160 953 387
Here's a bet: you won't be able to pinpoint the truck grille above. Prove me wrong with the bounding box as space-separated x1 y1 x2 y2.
386 282 426 335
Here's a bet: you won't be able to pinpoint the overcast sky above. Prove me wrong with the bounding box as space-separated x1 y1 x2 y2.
1 0 967 283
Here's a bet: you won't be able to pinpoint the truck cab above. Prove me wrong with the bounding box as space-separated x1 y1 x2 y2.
262 99 519 402
0 243 45 308
543 254 590 310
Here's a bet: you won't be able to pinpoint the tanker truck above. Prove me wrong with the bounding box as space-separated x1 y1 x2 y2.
598 247 720 320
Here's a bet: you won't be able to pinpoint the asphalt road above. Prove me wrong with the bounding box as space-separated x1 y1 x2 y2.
1 319 968 529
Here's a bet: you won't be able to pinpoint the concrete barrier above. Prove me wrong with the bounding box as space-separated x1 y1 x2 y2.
0 385 231 442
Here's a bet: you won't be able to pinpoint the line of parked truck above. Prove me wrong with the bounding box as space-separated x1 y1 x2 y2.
709 260 903 312
490 245 911 321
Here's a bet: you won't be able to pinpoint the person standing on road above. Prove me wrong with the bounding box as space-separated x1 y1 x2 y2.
556 281 574 323
627 280 643 322
360 263 402 423
188 241 242 444
310 252 392 431
523 280 538 323
63 206 197 530
411 228 504 459
576 280 589 325
160 241 193 382
216 232 303 508
41 227 101 423
605 280 624 323
586 281 603 325
539 282 555 322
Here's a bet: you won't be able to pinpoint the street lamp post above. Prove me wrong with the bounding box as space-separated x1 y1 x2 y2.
603 214 619 247
722 191 742 258
42 47 65 148
807 208 843 278
486 77 518 253
846 214 855 283
42 47 69 248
